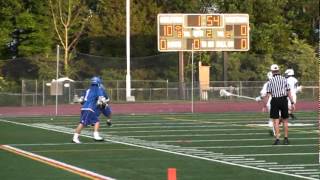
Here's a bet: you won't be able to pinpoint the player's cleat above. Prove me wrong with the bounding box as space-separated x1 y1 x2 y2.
106 120 112 127
72 138 81 144
93 132 104 141
283 137 289 145
94 137 104 141
273 139 280 145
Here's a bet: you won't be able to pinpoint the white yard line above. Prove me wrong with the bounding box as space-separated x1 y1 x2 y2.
189 144 317 149
283 169 319 172
122 132 313 138
269 167 305 170
258 164 319 168
0 118 318 180
97 125 249 129
103 128 280 133
96 124 317 130
163 116 314 121
56 120 317 126
296 172 320 175
244 162 278 165
223 153 318 157
248 123 315 127
102 128 317 133
155 137 317 143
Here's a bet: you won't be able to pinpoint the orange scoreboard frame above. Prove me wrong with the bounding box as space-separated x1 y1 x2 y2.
157 13 250 52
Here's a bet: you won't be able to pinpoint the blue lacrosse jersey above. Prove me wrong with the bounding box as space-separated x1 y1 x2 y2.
79 85 104 126
81 85 103 112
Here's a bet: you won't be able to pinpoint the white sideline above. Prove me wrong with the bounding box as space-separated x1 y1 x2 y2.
9 142 113 146
0 118 318 180
0 145 115 180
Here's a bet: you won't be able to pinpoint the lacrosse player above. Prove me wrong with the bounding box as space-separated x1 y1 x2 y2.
255 71 275 136
284 69 301 120
266 64 295 145
72 76 106 144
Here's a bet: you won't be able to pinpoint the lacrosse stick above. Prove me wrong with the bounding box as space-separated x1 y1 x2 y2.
219 89 256 101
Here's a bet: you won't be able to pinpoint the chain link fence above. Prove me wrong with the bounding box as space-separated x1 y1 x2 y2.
0 80 317 107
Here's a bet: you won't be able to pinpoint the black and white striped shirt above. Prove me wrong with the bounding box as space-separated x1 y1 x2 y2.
266 74 290 97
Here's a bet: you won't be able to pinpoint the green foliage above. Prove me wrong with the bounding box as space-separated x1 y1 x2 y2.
284 0 319 46
0 76 20 92
101 69 125 81
0 0 53 58
0 0 21 57
159 0 200 13
275 38 318 81
227 53 273 81
32 57 57 80
0 0 318 84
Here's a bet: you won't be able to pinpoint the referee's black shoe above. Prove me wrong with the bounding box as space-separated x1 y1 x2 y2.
283 137 289 145
273 139 280 145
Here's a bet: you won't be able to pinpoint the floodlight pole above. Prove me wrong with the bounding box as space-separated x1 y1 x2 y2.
55 45 59 116
125 0 131 100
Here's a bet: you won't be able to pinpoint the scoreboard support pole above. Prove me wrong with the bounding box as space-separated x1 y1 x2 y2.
191 44 194 113
178 52 185 100
223 51 228 86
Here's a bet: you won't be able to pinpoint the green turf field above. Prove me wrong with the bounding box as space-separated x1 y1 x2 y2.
0 111 319 180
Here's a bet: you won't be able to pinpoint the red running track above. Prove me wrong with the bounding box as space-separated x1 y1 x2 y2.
0 101 317 117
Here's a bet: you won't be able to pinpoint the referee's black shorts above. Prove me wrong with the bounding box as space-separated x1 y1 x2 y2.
270 96 289 119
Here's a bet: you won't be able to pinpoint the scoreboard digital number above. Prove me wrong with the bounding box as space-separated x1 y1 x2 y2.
157 13 250 52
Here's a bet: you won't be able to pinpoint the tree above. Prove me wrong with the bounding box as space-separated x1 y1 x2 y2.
0 0 54 83
49 0 92 76
275 38 318 82
0 0 52 59
285 0 319 46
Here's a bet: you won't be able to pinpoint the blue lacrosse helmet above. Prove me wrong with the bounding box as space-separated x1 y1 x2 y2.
90 76 102 85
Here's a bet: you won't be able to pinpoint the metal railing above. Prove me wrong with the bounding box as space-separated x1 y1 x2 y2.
0 80 317 106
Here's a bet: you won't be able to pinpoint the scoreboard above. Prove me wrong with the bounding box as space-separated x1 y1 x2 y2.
157 13 250 52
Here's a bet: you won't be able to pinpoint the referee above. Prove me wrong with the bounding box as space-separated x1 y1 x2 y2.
265 64 295 145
